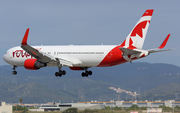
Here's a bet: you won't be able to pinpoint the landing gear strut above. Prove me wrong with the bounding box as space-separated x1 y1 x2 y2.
81 68 92 77
55 58 66 77
12 65 17 75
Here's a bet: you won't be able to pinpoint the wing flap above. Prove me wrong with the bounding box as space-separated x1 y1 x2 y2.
58 58 73 67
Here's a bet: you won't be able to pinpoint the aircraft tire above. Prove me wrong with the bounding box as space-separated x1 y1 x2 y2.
88 71 92 75
12 71 17 75
55 72 59 77
62 70 66 75
55 72 62 77
82 72 86 77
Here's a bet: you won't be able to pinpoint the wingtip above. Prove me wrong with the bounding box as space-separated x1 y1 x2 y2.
158 34 171 49
21 28 30 45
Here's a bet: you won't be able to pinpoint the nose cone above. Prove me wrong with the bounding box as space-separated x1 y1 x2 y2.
3 51 10 64
3 53 8 63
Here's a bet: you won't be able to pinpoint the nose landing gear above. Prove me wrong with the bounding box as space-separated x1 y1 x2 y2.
12 65 17 75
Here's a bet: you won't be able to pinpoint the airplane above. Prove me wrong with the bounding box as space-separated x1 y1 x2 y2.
3 9 171 77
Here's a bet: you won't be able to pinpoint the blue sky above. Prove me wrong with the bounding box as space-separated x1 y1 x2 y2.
0 1 180 66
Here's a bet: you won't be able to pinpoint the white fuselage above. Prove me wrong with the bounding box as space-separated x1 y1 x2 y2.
3 45 120 67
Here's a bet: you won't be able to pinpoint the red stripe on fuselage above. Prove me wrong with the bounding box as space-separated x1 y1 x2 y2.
97 46 127 67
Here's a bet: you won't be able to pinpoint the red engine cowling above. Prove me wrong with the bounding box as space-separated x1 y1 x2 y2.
24 59 47 70
69 67 84 70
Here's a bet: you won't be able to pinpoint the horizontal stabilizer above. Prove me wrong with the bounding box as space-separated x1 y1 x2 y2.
149 49 172 53
120 47 141 56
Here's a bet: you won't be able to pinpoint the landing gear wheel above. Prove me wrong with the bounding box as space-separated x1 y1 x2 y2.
12 71 17 75
62 70 66 75
85 73 88 77
81 72 88 77
55 72 62 77
88 71 92 75
81 68 92 77
81 72 86 77
12 65 17 75
55 72 59 77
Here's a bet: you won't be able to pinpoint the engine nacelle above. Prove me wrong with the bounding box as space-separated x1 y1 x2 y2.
69 67 84 70
24 59 47 70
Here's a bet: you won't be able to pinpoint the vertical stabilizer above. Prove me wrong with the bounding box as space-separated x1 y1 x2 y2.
120 9 154 49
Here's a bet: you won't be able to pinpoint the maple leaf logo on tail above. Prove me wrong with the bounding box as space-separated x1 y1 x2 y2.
120 9 154 49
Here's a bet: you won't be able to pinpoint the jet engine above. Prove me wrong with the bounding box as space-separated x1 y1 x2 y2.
24 59 47 70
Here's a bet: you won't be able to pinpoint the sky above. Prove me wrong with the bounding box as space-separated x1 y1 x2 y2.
0 1 180 67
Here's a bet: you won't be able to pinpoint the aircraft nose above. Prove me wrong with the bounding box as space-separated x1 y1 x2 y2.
3 53 7 62
3 52 9 63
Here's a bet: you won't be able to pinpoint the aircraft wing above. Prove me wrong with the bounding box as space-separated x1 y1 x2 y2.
21 44 53 63
21 28 73 67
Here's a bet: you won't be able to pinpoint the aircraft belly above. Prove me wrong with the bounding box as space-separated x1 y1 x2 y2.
75 58 103 67
61 54 105 67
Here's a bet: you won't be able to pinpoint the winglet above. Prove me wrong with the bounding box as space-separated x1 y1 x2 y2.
158 34 170 49
21 28 30 45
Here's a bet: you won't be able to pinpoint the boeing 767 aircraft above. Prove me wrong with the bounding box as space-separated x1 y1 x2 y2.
3 9 171 77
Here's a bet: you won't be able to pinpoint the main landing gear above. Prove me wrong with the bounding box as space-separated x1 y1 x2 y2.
55 59 66 77
55 70 66 77
81 68 92 77
12 65 17 75
54 59 92 77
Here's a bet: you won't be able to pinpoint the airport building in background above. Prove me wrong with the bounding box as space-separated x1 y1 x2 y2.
6 100 180 112
0 102 12 113
78 100 180 108
28 103 101 112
